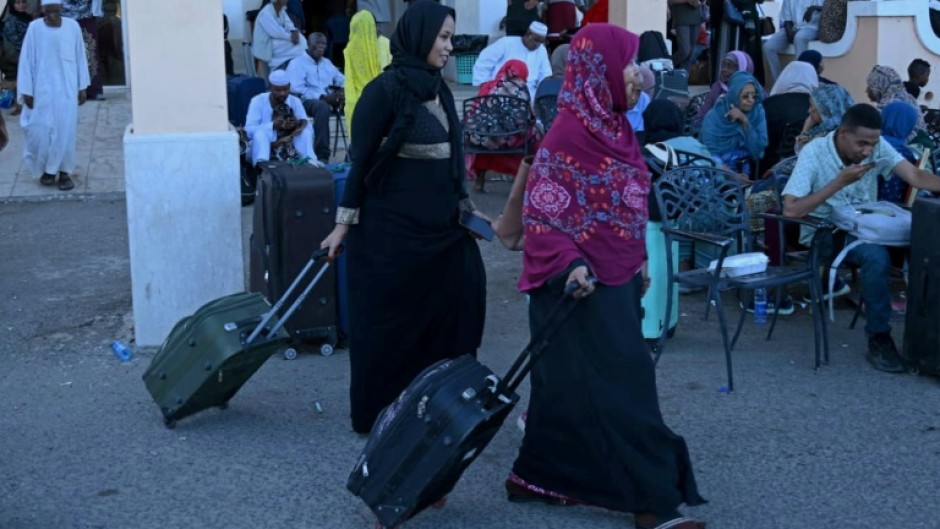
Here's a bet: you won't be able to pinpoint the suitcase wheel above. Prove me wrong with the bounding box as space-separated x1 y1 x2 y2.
217 402 229 410
283 348 298 360
163 417 177 429
319 343 334 356
908 364 920 376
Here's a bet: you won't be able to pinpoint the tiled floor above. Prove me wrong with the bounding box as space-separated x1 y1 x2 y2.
0 88 129 198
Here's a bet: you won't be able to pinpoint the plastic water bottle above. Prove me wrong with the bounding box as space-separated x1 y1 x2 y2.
110 340 133 362
753 288 768 325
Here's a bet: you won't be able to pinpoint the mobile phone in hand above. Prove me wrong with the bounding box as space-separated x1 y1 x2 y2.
459 210 494 241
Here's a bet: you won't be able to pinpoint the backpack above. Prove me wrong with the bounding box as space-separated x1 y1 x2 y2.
637 31 670 63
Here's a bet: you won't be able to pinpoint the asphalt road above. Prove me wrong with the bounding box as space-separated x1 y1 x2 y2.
1 191 939 529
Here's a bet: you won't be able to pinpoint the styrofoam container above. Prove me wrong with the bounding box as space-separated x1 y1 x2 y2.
708 252 769 278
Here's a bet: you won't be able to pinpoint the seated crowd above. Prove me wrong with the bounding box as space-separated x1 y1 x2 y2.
238 0 940 378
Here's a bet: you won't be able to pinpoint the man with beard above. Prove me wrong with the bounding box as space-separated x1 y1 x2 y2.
286 32 344 163
782 104 940 373
17 0 89 191
472 21 551 100
245 70 313 168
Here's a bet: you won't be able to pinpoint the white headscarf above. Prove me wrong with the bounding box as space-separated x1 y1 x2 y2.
770 61 819 96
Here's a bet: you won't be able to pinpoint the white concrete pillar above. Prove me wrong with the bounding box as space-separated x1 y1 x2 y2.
124 0 243 346
609 0 668 36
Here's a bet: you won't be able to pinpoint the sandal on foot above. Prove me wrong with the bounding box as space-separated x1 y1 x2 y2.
635 514 706 529
40 173 57 186
57 174 75 191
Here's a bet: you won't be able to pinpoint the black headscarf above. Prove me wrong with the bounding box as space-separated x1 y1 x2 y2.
368 1 466 190
642 99 685 145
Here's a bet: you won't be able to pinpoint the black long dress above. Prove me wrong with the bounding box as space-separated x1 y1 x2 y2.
340 73 487 434
512 272 705 517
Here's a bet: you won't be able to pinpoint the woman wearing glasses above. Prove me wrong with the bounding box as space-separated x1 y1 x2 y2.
700 70 768 182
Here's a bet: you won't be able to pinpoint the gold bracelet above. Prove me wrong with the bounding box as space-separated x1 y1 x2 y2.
335 207 360 225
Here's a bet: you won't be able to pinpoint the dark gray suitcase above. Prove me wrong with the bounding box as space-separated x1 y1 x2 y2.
654 69 689 101
250 161 338 356
347 282 584 529
902 197 940 375
143 249 335 428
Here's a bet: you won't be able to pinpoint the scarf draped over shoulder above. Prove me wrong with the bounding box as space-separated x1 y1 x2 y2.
520 23 649 291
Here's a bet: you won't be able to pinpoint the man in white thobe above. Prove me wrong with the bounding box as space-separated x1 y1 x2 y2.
252 0 305 79
763 0 824 81
17 0 90 191
472 21 552 100
245 70 314 167
287 32 345 163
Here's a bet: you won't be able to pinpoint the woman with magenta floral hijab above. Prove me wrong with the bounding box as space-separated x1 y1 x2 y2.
508 23 706 529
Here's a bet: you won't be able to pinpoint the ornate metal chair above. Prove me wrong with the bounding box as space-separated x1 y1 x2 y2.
653 165 833 391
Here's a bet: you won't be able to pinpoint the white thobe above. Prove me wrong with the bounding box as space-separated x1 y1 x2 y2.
286 54 345 101
245 92 314 165
254 3 305 68
17 18 89 178
779 0 824 31
472 37 552 100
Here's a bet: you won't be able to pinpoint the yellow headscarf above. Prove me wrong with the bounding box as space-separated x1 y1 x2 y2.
344 11 384 138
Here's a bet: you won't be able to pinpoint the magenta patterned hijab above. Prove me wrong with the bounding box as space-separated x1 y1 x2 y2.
519 24 649 291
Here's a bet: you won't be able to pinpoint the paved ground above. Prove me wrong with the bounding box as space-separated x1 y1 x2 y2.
1 84 939 529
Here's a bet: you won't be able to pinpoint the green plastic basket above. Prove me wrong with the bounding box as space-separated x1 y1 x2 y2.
455 54 478 85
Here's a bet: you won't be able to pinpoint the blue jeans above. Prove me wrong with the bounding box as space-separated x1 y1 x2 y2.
821 234 892 335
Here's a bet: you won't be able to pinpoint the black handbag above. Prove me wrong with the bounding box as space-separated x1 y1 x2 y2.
758 4 776 35
723 0 747 26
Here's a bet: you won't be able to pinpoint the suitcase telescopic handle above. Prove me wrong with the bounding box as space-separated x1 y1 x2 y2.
494 279 591 401
245 247 339 344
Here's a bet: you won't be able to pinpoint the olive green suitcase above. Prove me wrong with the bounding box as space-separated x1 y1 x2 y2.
143 249 333 428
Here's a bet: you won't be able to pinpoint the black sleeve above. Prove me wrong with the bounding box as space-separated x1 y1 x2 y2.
340 79 396 210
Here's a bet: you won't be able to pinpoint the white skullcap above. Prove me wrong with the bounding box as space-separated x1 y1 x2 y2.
269 70 290 87
528 21 548 37
40 0 63 5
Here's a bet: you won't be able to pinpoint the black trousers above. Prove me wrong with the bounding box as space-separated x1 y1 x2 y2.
302 98 333 162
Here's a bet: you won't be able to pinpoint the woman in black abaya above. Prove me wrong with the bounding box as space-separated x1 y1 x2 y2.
321 1 487 434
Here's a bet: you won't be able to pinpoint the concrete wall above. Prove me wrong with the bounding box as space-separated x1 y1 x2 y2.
125 0 243 346
126 0 228 134
804 0 940 108
609 0 667 36
454 0 505 44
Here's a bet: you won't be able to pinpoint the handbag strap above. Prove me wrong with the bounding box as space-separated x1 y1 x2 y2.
645 142 679 170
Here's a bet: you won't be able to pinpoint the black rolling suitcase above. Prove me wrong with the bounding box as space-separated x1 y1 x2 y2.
143 250 335 428
250 161 339 356
902 197 940 375
347 282 585 529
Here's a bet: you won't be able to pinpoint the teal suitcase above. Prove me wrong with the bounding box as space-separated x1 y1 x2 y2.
642 221 679 342
143 250 333 428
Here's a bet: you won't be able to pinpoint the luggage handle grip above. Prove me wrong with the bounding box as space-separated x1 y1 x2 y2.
246 248 337 344
492 279 588 402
